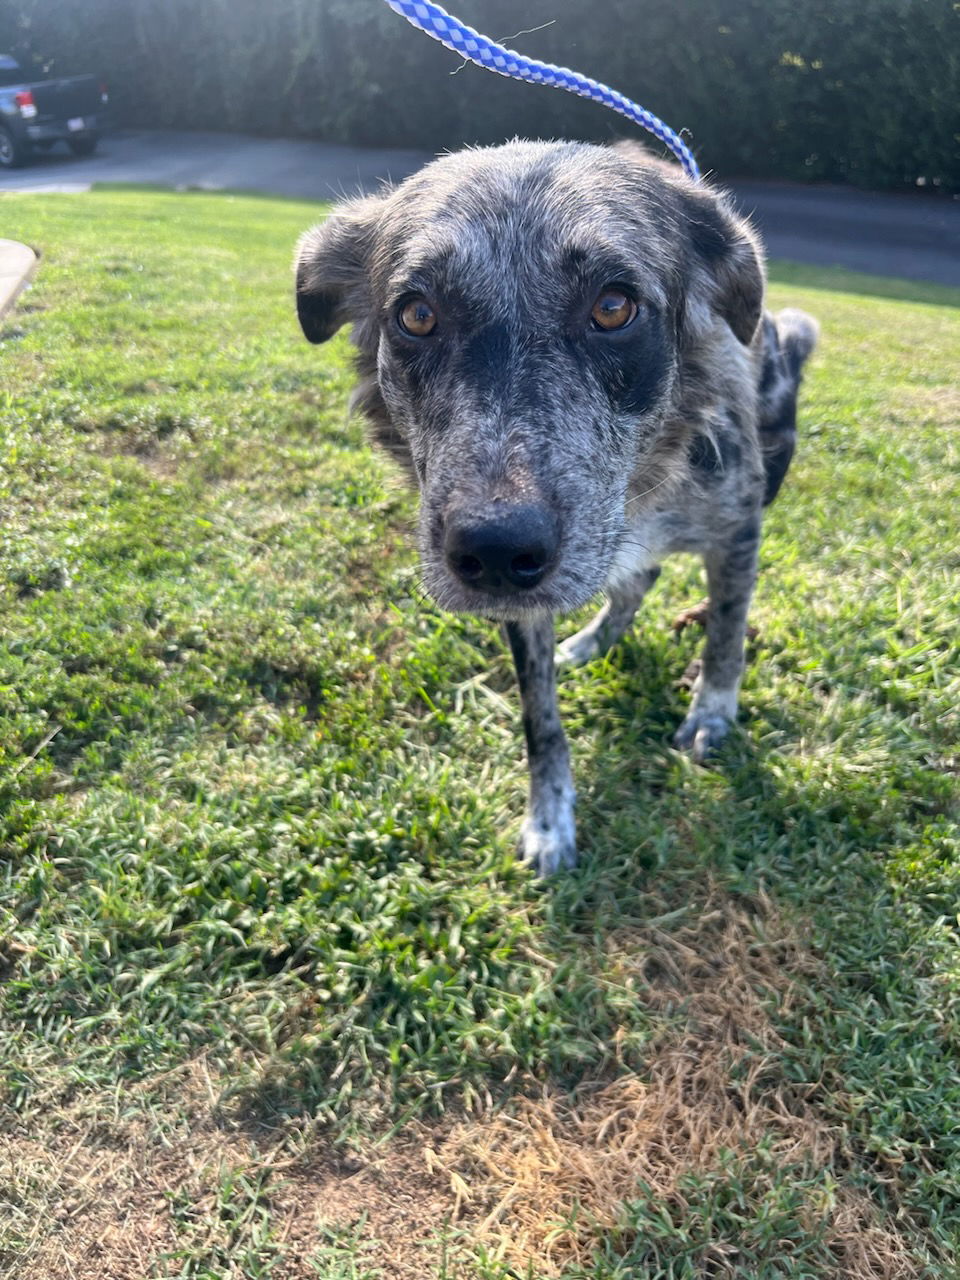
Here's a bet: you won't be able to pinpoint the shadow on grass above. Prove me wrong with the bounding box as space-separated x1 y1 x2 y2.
221 613 934 1115
218 625 955 1274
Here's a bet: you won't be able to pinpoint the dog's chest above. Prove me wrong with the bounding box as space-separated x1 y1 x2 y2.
605 493 752 588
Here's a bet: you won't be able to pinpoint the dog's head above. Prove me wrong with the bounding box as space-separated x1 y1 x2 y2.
295 141 763 619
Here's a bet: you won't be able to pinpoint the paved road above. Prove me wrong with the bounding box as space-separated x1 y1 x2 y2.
730 180 959 288
0 129 427 202
1 129 957 288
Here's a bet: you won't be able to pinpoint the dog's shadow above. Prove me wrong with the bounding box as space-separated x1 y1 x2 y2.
547 601 949 955
225 611 947 1137
551 615 861 908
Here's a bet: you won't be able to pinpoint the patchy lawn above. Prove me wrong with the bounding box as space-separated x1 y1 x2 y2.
0 187 958 1279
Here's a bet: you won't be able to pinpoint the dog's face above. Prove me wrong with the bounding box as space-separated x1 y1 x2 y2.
296 141 762 620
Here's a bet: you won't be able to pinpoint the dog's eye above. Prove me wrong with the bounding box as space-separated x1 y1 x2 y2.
590 288 638 332
398 297 438 337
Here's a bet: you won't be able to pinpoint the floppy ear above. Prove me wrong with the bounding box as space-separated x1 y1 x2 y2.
294 194 385 344
681 187 765 346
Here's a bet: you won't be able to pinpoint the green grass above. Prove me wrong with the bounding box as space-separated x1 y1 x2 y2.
0 186 958 1278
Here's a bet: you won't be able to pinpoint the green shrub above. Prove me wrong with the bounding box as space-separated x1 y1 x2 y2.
1 0 957 190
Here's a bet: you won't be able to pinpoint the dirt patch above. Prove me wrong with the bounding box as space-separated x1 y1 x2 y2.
894 383 960 426
270 1141 460 1280
87 435 183 480
1 1061 456 1280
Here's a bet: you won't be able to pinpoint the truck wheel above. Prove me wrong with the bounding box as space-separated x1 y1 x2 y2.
0 126 29 168
67 133 98 158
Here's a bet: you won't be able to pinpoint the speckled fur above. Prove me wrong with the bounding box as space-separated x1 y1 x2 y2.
295 140 818 874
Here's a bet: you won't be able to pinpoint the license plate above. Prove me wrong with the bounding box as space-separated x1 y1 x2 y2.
67 117 85 132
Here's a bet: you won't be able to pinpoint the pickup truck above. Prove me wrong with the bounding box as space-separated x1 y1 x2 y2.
0 55 106 168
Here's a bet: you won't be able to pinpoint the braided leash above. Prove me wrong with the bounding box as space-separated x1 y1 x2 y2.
381 0 700 182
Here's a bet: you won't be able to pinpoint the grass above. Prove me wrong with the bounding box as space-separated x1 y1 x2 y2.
0 184 957 1279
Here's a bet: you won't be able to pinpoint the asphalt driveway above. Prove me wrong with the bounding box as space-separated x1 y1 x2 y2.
1 128 957 288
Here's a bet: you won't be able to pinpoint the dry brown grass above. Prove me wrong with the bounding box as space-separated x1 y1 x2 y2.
894 382 960 425
426 888 924 1279
0 1059 456 1280
0 887 926 1280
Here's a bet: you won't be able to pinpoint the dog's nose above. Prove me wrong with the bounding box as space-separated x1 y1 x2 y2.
444 504 559 593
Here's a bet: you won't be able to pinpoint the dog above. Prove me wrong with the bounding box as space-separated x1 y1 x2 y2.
294 140 818 875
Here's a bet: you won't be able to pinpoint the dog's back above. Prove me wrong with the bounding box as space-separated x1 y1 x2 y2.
758 309 820 506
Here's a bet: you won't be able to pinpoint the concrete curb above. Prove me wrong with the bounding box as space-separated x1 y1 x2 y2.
0 238 39 320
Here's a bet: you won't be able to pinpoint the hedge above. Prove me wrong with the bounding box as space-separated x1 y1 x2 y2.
1 0 957 191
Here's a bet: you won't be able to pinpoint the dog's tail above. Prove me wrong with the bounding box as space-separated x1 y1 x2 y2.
758 308 820 507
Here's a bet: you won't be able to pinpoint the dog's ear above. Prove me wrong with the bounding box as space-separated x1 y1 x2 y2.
295 194 385 344
680 187 764 346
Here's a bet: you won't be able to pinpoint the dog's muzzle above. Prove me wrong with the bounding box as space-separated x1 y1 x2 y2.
443 502 560 597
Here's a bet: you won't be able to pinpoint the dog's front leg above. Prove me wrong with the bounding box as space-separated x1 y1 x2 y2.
505 617 577 875
674 516 760 763
555 566 661 667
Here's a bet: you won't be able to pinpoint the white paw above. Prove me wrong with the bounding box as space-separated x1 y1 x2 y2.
674 681 738 762
555 630 601 668
518 811 577 876
673 709 733 762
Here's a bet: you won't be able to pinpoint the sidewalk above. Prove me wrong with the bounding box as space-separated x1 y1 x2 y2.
0 239 38 320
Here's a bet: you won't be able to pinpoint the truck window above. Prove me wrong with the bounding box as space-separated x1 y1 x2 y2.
0 55 24 87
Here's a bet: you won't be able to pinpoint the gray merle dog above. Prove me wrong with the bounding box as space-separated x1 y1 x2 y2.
295 140 818 875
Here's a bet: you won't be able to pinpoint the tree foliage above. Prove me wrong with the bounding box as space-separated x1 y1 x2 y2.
1 0 957 191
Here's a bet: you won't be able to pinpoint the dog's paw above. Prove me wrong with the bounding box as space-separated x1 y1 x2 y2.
555 630 601 668
518 813 577 876
671 597 711 633
673 709 733 763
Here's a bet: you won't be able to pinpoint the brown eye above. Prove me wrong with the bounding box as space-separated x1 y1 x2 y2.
590 288 638 332
398 297 437 337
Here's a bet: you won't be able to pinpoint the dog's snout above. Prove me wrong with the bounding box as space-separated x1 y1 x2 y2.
444 504 559 594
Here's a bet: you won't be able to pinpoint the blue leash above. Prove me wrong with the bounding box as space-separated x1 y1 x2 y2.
381 0 700 182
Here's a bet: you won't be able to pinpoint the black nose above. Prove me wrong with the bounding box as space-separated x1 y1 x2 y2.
444 503 559 594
